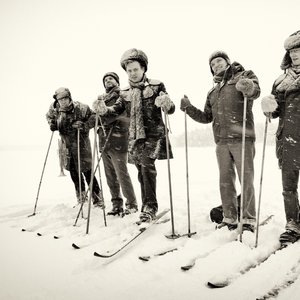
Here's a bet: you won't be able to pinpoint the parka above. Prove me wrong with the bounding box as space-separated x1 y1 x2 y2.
271 73 300 170
185 62 260 144
46 101 95 172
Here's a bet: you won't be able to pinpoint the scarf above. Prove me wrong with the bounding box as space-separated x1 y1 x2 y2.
103 86 120 103
128 75 147 151
276 66 300 93
57 102 74 133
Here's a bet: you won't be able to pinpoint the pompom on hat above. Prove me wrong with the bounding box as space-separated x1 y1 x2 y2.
208 50 231 74
280 30 300 70
53 87 71 100
102 72 120 87
120 48 148 72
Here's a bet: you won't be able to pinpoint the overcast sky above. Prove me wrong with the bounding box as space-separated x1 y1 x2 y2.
1 0 299 147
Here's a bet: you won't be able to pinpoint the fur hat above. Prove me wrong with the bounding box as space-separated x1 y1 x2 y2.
53 87 71 100
281 30 300 70
102 72 120 87
120 48 148 72
208 50 231 74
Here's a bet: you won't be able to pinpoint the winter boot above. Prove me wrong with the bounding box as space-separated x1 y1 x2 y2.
139 212 153 223
279 229 300 247
107 206 124 216
216 222 238 231
92 192 105 209
242 223 255 233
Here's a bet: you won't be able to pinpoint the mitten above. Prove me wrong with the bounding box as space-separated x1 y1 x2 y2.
50 122 57 131
155 91 172 111
261 95 278 113
93 97 108 116
180 95 191 111
236 78 255 97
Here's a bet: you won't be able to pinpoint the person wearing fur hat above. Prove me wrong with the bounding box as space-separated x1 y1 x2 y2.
261 30 300 246
46 87 105 208
92 72 138 216
94 48 175 223
181 51 260 232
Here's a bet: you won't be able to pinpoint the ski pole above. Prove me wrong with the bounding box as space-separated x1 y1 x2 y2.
184 110 196 237
163 110 179 239
255 116 270 247
29 131 54 217
73 126 113 226
77 129 84 219
238 95 248 242
86 113 100 234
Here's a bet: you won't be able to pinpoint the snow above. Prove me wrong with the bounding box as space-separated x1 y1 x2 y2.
1 141 300 300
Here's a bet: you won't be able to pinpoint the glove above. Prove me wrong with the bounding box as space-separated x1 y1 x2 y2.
155 91 172 111
236 78 255 97
50 122 57 131
261 95 278 113
180 95 191 111
72 121 85 129
93 97 108 116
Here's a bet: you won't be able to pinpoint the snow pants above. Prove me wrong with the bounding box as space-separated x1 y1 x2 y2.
102 149 137 210
282 168 300 233
216 141 256 224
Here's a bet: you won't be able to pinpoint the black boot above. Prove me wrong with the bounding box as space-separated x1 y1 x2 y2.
107 206 124 216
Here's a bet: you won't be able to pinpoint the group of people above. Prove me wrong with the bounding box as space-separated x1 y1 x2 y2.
46 29 300 247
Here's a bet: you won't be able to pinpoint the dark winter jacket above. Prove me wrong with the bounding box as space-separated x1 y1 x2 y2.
46 101 95 172
94 87 130 153
271 72 300 170
185 62 260 145
107 78 175 163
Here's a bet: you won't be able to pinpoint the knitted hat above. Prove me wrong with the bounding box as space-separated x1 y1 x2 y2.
120 48 148 72
53 87 71 100
281 30 300 70
208 50 231 74
102 72 120 87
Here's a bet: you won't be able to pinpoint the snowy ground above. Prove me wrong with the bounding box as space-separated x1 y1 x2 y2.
1 139 300 300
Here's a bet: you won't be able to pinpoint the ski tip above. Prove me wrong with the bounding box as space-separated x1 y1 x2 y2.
72 243 80 249
181 264 193 271
207 281 228 289
94 251 108 258
138 256 150 262
37 232 42 236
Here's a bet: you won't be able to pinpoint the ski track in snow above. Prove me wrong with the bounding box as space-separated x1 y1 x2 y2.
2 145 300 300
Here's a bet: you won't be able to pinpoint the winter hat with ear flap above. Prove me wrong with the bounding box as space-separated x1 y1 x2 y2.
53 87 72 100
208 50 231 74
281 30 300 70
120 48 148 72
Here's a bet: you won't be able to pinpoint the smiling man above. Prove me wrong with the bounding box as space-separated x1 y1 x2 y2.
180 50 260 232
94 49 175 223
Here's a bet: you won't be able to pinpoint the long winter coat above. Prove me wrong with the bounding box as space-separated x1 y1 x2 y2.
185 62 260 144
46 101 95 172
108 78 175 163
271 72 300 170
94 87 130 153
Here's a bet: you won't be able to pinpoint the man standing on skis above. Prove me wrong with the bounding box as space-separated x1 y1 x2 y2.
180 51 260 232
92 72 138 216
261 30 300 246
46 87 105 208
94 48 175 223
